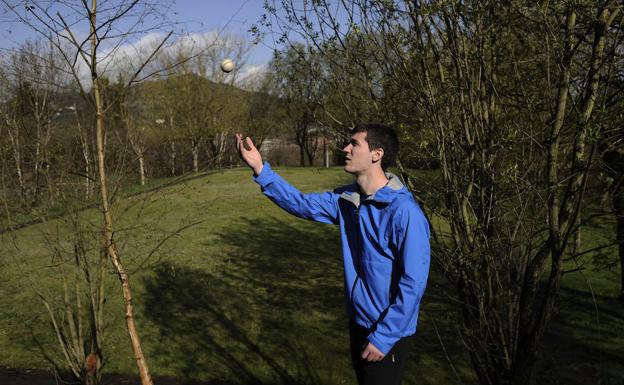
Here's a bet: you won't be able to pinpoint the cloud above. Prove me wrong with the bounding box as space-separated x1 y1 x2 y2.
236 63 269 90
2 25 262 91
94 30 256 84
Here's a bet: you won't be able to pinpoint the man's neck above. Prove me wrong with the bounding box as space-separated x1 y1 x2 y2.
356 168 389 196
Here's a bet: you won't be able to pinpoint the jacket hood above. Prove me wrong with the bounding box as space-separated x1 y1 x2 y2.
338 172 408 208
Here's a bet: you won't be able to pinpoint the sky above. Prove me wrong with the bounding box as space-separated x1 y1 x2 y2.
166 0 276 66
0 0 277 68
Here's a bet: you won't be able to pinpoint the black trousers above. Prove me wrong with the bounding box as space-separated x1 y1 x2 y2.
349 320 414 385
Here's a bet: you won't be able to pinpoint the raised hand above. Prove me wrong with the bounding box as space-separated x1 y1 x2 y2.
235 133 264 176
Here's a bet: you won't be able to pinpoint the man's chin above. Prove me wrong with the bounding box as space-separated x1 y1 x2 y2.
343 165 356 174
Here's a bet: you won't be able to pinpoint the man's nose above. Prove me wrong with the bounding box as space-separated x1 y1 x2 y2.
342 144 351 153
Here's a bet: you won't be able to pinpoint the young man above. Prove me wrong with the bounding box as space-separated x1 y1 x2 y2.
236 123 430 385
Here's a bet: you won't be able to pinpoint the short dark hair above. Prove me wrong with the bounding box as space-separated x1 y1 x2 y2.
353 123 399 171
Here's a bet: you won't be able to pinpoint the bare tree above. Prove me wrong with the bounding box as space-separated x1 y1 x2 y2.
71 103 95 199
119 86 155 186
154 33 251 171
0 83 25 199
258 1 623 384
14 40 65 200
270 44 326 166
244 70 281 152
1 1 176 384
595 19 624 298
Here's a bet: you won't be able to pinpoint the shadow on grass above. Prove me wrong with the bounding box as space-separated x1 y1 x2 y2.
537 285 624 385
141 216 348 384
140 212 624 385
140 214 483 385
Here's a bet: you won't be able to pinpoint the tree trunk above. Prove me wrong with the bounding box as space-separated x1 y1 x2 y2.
138 153 146 186
295 128 306 167
206 132 227 168
323 136 329 168
169 141 176 176
89 2 152 385
6 123 24 198
192 140 200 173
75 107 92 199
305 145 316 167
215 132 226 167
84 149 92 200
32 107 53 202
94 82 153 385
13 145 24 198
34 138 41 199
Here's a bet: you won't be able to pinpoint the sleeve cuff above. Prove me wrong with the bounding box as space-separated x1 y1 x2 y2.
367 334 394 356
252 161 273 186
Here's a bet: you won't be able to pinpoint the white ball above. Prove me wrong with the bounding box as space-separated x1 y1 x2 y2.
220 58 234 73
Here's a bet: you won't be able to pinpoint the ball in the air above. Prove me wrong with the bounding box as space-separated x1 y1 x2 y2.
220 58 234 73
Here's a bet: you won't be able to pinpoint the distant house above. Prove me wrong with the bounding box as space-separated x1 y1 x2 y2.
260 127 339 167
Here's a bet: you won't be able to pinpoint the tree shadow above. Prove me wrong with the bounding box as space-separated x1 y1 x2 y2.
141 216 349 384
140 213 484 384
537 285 624 385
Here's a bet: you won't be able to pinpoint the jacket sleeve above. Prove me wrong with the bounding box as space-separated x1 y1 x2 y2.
367 203 430 355
253 162 339 224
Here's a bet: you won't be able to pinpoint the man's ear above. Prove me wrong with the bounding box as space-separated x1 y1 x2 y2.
372 148 384 164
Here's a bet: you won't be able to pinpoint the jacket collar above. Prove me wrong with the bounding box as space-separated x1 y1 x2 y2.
339 172 405 208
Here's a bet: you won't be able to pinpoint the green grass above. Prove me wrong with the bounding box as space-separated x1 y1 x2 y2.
0 167 621 384
0 171 202 229
536 207 623 385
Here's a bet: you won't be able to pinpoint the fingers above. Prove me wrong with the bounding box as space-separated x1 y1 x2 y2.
236 133 250 153
235 133 257 153
235 133 242 151
245 136 257 150
361 343 384 362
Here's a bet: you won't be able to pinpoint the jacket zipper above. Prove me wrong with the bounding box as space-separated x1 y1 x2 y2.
350 203 361 316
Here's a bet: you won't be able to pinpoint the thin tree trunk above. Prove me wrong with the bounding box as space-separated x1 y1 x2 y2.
84 147 92 199
83 141 92 199
305 144 316 166
43 117 54 199
75 107 92 199
6 122 24 197
192 140 200 173
207 132 227 168
215 132 226 167
32 101 52 201
323 136 329 168
138 154 146 186
34 137 41 199
296 130 305 167
89 2 152 385
169 141 176 176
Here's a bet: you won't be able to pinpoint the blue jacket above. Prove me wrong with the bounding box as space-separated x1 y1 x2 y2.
254 162 430 354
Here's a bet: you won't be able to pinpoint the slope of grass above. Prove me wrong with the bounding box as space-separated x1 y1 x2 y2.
0 166 621 385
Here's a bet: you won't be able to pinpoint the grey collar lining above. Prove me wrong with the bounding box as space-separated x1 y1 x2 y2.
339 172 404 208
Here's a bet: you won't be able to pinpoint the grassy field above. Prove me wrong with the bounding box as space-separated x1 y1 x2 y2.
0 167 622 385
